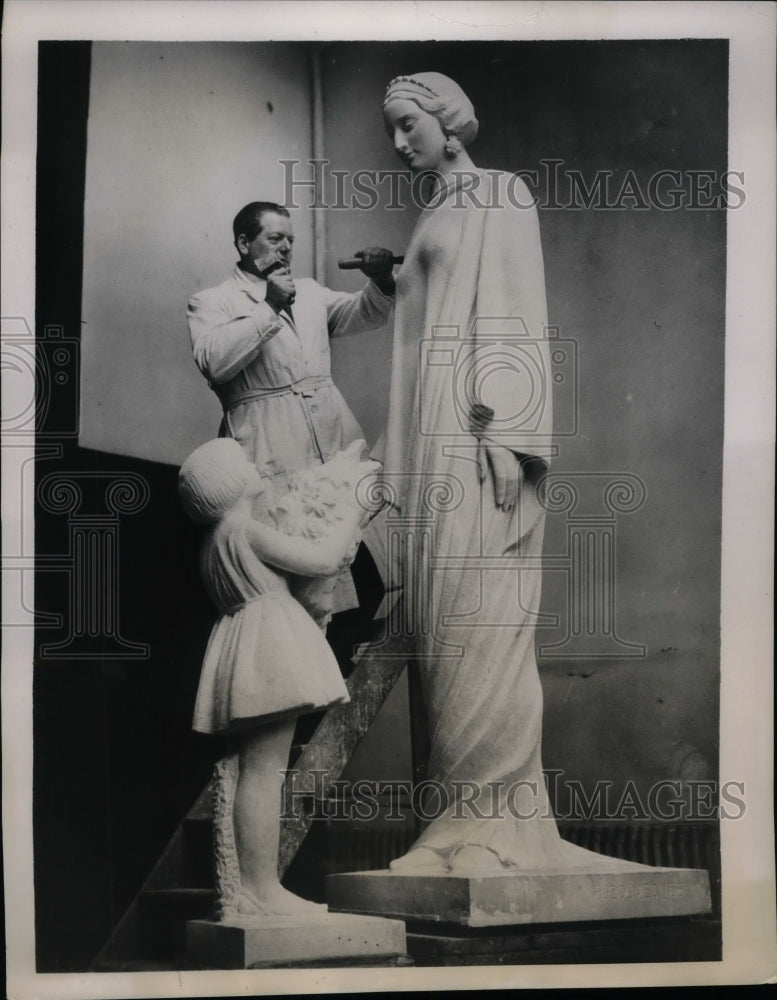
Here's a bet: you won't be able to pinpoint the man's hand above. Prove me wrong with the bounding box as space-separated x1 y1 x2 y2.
264 268 296 314
355 247 396 295
477 442 524 512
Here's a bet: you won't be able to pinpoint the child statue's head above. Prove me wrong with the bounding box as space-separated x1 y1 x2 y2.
178 438 259 524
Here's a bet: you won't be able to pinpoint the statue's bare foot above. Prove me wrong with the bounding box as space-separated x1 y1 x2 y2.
389 846 446 873
237 883 328 918
449 844 507 874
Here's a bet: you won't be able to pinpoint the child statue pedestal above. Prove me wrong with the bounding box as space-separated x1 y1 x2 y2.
186 912 407 969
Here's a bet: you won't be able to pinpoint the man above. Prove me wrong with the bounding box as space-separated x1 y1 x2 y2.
188 200 395 621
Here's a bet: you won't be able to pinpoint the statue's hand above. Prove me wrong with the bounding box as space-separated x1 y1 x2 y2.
478 442 523 512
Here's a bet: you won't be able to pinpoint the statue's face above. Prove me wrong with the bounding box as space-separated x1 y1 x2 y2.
383 98 446 173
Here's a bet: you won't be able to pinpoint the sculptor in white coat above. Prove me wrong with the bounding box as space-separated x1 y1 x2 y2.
380 73 631 875
188 203 395 612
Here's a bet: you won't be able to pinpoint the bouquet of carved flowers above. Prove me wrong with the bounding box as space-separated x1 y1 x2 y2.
271 439 379 630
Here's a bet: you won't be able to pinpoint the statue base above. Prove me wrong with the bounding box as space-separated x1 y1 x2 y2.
326 866 711 927
185 912 406 969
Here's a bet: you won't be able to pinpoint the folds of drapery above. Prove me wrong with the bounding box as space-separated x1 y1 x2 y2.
376 171 566 867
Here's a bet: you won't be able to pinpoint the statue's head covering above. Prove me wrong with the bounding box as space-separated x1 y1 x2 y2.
178 438 251 524
383 72 479 147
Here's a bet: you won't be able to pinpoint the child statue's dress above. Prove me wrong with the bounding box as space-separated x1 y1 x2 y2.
192 510 349 735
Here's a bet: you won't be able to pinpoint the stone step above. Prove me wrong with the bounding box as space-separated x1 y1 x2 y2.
405 913 721 965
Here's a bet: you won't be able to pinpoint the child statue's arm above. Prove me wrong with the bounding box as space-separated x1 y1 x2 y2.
244 506 363 578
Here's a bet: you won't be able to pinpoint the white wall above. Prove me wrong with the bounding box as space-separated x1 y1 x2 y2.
80 42 314 464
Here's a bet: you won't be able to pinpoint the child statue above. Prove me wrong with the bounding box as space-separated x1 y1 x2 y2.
178 437 378 919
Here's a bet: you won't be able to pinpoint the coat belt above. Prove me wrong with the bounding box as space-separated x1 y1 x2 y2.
220 375 333 412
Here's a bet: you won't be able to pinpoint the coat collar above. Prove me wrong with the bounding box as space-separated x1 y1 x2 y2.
232 263 266 304
232 263 296 327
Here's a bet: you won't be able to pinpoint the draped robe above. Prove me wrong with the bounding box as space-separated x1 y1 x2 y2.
379 171 630 870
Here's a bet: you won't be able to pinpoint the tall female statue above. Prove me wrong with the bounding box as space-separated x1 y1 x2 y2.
379 73 623 875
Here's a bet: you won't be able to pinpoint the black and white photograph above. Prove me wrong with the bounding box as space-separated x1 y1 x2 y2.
2 1 775 994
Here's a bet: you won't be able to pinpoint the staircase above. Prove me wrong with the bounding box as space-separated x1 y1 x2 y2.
91 787 213 971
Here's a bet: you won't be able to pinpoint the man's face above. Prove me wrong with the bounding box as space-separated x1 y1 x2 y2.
240 211 295 274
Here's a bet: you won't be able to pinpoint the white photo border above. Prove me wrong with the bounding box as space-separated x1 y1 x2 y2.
2 1 775 995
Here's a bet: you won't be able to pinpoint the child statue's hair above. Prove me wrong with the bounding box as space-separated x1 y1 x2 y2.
178 438 251 524
179 437 374 627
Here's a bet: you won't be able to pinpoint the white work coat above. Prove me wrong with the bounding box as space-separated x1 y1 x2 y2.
188 264 394 514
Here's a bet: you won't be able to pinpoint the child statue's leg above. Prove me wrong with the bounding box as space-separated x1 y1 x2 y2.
234 717 327 917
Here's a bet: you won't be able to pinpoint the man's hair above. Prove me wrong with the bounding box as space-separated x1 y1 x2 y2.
232 202 290 247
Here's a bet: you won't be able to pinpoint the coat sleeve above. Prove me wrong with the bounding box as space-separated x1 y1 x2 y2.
320 280 395 339
474 172 553 466
188 287 284 385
